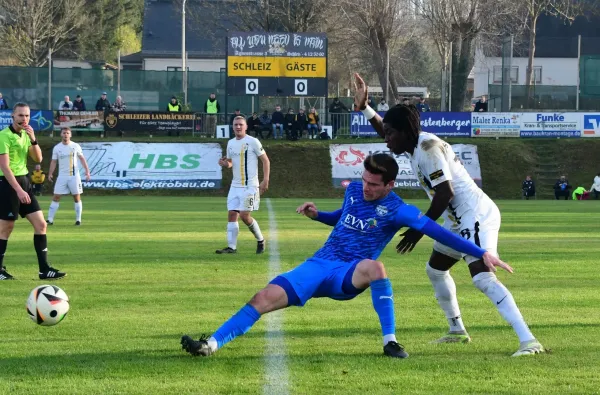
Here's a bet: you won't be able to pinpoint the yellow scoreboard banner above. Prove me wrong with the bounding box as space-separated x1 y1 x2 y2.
227 56 326 78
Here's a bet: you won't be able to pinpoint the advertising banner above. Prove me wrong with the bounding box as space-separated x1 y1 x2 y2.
519 112 581 138
79 142 222 189
471 113 521 137
583 114 600 137
0 109 54 132
54 111 105 132
104 111 200 133
350 112 471 137
330 143 482 189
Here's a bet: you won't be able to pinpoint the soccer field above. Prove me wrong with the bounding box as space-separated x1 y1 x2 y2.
1 197 599 394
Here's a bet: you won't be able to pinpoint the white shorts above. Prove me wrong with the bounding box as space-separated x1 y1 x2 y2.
433 202 500 264
227 186 260 212
54 176 83 195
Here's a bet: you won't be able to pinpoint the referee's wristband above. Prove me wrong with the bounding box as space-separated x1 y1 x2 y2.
31 140 38 145
361 106 377 120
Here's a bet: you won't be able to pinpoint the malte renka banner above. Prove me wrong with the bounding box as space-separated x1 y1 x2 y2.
78 142 222 190
330 143 482 189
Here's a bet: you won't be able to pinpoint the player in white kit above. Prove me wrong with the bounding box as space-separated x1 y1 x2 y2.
353 73 544 357
216 116 270 254
46 127 91 226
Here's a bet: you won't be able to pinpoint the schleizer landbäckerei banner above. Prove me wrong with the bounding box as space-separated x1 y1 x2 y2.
78 142 222 189
227 32 328 96
330 143 482 189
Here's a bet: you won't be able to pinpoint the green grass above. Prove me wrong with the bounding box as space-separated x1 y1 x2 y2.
1 197 599 394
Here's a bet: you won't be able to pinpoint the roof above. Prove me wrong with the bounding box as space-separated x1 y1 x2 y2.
141 0 231 59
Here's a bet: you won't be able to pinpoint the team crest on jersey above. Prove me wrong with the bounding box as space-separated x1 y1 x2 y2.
375 205 388 217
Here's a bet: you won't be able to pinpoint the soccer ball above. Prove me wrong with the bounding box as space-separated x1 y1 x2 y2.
26 285 70 326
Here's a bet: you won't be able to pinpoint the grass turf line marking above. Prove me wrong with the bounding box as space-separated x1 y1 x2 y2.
263 199 290 395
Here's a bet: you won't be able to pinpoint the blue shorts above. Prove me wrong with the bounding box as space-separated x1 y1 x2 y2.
270 257 365 307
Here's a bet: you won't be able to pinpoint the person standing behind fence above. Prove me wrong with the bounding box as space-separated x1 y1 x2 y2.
204 93 220 137
58 96 73 111
167 96 182 112
95 92 111 111
377 99 389 112
522 175 535 200
271 105 285 139
258 110 272 139
112 96 126 112
296 108 308 139
0 93 9 110
31 164 45 196
307 107 320 139
73 95 86 111
329 98 349 139
416 97 430 112
474 96 488 112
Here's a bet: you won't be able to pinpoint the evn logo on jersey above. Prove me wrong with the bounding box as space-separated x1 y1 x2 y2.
343 214 378 232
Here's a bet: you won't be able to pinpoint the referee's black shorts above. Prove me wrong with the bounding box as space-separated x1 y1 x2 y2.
0 175 41 221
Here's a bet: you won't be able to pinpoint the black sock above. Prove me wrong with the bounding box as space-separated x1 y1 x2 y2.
33 234 50 272
0 238 7 270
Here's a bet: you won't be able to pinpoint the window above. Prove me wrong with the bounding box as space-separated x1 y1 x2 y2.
167 66 189 72
528 66 542 84
493 66 518 83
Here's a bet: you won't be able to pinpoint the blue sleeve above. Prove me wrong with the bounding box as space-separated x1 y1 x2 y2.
393 204 485 258
312 208 342 226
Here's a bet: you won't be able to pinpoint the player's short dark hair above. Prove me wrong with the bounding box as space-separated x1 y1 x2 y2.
364 154 399 184
13 102 29 112
382 104 421 147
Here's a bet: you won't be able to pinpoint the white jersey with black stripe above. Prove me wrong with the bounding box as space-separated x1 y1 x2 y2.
226 135 264 188
52 142 83 177
407 132 494 228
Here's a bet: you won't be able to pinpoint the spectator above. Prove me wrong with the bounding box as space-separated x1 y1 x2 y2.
402 97 410 106
30 164 46 197
553 176 571 200
0 92 8 110
474 95 488 112
95 92 111 111
203 93 220 136
258 110 272 139
307 107 320 139
73 95 86 111
572 186 590 200
329 97 349 139
296 108 308 139
247 112 263 138
522 175 535 200
284 108 297 140
230 109 242 128
416 97 430 112
58 95 73 110
377 99 389 112
112 96 126 112
590 173 600 200
271 105 285 139
167 96 182 112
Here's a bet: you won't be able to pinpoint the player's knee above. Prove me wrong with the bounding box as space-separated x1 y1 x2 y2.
472 271 497 292
52 195 61 202
0 221 15 237
364 259 386 281
248 287 276 313
239 212 252 225
426 262 448 280
34 221 47 234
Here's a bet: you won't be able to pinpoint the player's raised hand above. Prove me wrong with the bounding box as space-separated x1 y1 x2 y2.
296 202 318 219
482 252 514 273
353 73 368 110
396 228 425 254
23 124 36 141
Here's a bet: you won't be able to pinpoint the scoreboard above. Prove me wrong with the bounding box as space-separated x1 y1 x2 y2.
226 32 328 97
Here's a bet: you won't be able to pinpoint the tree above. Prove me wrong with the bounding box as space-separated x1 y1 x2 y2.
337 0 417 103
416 0 521 111
0 0 88 66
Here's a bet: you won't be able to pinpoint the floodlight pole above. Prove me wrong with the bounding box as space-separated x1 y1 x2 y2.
182 0 188 106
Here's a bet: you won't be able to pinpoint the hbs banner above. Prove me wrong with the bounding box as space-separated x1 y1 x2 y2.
350 111 471 137
0 110 54 132
78 142 223 189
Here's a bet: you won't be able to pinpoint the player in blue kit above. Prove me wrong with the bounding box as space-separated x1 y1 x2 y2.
181 154 511 358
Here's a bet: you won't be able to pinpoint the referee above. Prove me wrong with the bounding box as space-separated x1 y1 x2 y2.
0 103 66 280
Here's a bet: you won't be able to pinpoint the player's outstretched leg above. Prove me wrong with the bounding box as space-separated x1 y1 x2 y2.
353 259 408 358
471 268 544 356
181 284 288 357
426 262 471 344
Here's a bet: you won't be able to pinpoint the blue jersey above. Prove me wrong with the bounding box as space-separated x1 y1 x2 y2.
313 182 428 263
